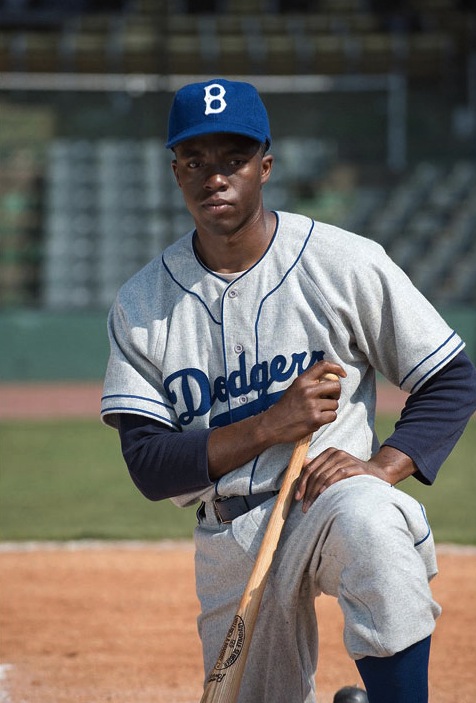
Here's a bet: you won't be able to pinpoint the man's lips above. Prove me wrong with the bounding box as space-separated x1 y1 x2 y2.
202 199 233 210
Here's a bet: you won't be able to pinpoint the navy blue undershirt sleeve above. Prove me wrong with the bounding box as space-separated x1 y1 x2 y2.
382 350 476 484
117 350 476 501
118 414 214 501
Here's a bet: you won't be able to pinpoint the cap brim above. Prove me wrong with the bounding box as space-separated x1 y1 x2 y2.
166 123 271 149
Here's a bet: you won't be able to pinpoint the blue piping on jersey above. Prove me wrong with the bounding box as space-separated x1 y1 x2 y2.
247 215 314 492
163 217 280 328
162 254 222 325
254 216 315 389
214 477 223 498
248 456 260 494
213 457 263 497
191 226 279 283
414 503 431 547
218 213 281 428
249 215 317 493
409 340 464 393
219 298 231 425
400 331 458 390
101 393 175 412
101 406 181 430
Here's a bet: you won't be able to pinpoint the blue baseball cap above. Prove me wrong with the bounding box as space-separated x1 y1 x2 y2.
166 78 272 150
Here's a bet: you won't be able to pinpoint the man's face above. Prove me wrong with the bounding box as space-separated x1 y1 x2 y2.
171 133 273 236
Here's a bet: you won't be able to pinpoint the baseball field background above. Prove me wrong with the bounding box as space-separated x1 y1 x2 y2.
1 391 475 544
0 384 475 702
1 0 476 700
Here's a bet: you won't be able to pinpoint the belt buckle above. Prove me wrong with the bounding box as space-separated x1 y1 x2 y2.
212 497 233 524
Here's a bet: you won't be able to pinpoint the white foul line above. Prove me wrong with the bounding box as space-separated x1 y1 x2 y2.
0 664 12 703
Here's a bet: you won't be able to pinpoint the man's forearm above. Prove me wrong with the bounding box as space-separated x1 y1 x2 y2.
207 414 275 480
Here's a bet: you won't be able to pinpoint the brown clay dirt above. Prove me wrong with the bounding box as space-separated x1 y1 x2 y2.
0 380 409 420
1 382 475 702
0 542 475 703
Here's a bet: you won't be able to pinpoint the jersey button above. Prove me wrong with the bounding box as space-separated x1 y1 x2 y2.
228 289 238 298
234 343 244 354
239 396 248 404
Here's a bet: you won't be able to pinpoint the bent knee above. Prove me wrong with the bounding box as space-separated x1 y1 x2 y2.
319 475 428 556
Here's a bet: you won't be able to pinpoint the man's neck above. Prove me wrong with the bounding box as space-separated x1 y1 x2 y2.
193 210 276 273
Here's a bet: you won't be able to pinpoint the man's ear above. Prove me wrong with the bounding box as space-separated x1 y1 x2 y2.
261 154 273 185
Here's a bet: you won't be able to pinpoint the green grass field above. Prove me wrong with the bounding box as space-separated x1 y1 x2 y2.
1 416 475 544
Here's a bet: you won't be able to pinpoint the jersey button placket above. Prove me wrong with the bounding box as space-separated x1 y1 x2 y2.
224 285 252 409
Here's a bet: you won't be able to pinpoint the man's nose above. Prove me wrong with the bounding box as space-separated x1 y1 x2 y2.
204 166 229 189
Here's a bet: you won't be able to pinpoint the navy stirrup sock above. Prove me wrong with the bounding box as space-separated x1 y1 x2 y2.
355 635 432 703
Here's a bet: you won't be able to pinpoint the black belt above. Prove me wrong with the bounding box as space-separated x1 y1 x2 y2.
198 490 279 524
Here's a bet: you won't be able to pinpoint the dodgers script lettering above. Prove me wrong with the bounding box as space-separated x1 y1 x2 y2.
164 349 324 425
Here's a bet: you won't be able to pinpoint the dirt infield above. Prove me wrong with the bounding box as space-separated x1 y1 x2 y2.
0 380 410 420
1 383 475 701
1 542 475 703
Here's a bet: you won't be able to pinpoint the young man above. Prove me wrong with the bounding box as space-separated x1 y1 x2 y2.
101 78 476 703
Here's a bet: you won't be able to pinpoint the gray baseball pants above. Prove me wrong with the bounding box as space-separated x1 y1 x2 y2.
194 475 441 703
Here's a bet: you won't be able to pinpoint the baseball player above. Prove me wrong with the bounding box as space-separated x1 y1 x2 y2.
101 79 476 703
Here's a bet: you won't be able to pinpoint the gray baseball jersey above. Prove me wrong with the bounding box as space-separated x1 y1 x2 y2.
101 212 463 507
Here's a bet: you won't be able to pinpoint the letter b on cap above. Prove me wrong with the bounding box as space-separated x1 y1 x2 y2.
204 84 227 115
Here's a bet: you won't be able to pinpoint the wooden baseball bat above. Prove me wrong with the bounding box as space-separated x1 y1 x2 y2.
199 373 339 703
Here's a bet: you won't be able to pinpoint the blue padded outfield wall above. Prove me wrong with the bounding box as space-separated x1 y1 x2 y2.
0 308 475 382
